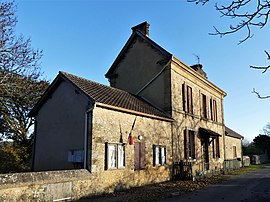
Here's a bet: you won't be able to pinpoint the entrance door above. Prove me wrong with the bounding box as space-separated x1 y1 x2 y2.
203 138 209 170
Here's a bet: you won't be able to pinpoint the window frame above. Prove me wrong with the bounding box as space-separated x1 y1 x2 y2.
233 146 237 158
210 98 218 122
202 94 207 119
153 145 166 166
105 142 125 170
182 83 193 114
184 129 196 160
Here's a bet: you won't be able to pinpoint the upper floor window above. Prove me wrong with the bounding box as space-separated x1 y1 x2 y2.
202 94 207 119
210 98 218 122
182 83 193 114
184 129 196 160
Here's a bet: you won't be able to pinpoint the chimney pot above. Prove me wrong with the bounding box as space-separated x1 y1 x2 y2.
131 21 150 37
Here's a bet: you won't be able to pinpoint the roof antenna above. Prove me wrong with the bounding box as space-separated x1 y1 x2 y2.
193 54 200 64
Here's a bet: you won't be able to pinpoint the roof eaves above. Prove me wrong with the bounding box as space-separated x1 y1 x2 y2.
96 102 174 122
225 127 244 139
171 56 227 97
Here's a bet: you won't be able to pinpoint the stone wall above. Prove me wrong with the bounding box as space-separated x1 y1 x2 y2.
224 135 242 160
170 61 226 171
0 168 171 202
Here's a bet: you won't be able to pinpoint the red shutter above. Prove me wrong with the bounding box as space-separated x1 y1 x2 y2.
134 142 146 170
182 83 186 112
134 142 140 170
140 142 146 169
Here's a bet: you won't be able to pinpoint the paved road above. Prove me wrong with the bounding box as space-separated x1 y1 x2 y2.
160 166 270 202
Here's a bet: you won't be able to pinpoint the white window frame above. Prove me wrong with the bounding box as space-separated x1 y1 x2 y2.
106 143 125 170
153 145 166 166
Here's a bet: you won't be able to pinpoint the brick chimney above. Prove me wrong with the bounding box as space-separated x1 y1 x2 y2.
131 21 150 37
190 64 208 79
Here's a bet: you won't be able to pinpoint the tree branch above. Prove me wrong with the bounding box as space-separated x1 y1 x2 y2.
252 88 270 99
250 50 270 73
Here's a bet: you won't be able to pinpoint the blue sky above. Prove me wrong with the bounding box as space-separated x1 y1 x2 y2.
16 0 269 142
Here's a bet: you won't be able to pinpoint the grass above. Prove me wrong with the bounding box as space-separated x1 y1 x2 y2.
226 163 270 175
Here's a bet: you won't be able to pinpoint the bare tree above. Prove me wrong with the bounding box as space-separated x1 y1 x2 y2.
0 1 48 172
188 0 270 98
0 1 42 91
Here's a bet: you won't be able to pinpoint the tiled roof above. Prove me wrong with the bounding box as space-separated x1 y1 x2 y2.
225 126 244 139
61 72 172 120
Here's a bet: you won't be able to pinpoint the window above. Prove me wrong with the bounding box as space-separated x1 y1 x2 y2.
233 146 237 158
216 137 220 158
212 137 220 159
182 83 193 114
212 139 215 158
105 143 125 170
153 145 166 166
134 142 146 170
202 94 207 119
184 129 196 159
210 98 218 122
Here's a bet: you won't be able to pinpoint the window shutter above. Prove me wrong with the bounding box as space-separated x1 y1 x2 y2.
184 129 188 159
164 147 166 164
213 100 217 122
105 142 108 170
140 142 146 169
190 87 193 114
134 142 140 170
193 131 197 159
153 145 156 166
216 137 220 158
182 83 186 112
210 98 213 120
212 138 215 158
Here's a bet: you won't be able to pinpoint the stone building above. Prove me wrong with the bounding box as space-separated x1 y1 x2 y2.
30 22 241 192
225 126 244 160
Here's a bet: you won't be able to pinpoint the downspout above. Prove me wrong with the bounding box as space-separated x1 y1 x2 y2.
84 104 95 170
31 119 38 171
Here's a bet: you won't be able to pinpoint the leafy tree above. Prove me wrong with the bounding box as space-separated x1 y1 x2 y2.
253 134 270 156
0 1 48 172
243 141 262 156
188 0 270 98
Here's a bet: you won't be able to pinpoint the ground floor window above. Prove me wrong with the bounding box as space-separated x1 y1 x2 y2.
233 146 237 158
153 145 166 166
184 129 196 159
105 143 125 170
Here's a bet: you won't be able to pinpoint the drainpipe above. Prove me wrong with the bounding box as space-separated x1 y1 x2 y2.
84 104 95 170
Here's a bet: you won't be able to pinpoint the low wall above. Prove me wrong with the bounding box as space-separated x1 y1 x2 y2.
243 156 250 167
0 167 170 202
251 154 269 165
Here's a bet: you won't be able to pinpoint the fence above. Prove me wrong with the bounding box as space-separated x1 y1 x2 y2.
173 161 193 180
173 159 243 180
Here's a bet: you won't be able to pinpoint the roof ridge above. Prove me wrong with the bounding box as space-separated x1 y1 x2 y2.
60 71 131 95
